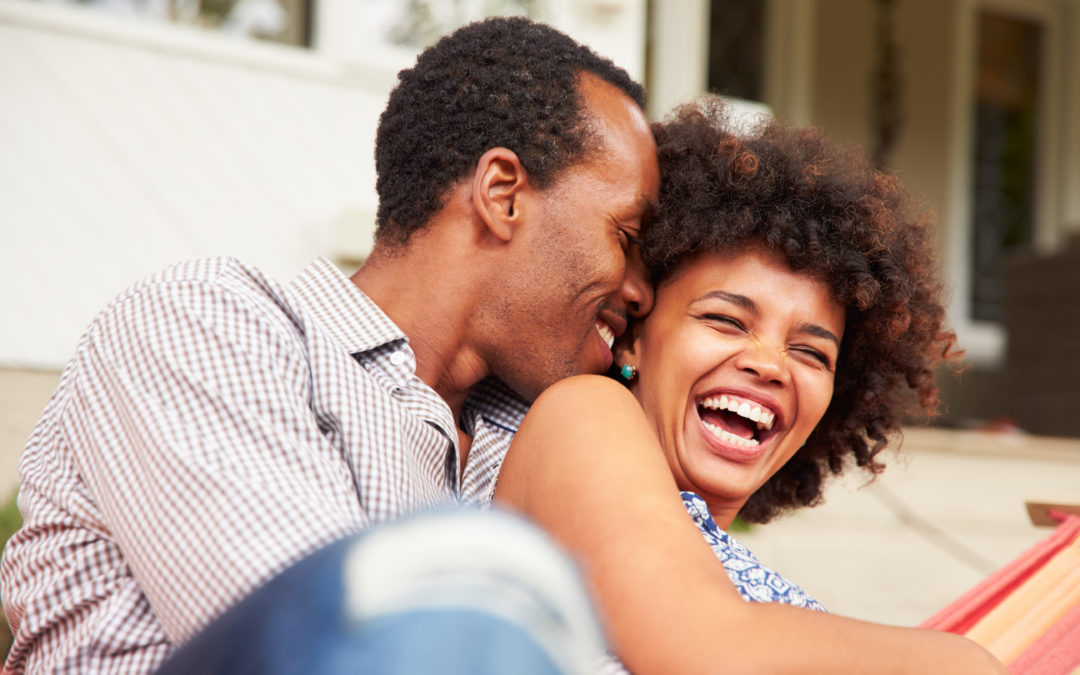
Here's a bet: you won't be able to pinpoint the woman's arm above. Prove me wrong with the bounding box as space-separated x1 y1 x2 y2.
495 375 1006 675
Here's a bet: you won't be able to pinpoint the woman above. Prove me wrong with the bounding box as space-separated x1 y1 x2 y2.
494 100 1007 673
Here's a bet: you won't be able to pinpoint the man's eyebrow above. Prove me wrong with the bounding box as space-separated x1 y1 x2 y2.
641 198 658 221
693 290 842 348
617 199 655 240
622 198 652 238
625 197 656 222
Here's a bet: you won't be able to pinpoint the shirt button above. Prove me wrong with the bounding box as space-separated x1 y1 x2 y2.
389 351 407 366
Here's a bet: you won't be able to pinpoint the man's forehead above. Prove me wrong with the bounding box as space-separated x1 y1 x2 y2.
576 78 657 161
576 72 651 135
548 73 659 209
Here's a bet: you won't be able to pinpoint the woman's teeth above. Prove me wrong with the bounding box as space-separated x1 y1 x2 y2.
702 420 759 447
700 394 776 431
596 321 614 349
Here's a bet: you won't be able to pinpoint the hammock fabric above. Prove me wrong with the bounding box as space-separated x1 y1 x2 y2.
921 512 1080 674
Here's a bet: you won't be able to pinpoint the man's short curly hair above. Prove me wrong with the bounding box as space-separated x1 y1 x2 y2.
648 99 959 524
374 16 645 246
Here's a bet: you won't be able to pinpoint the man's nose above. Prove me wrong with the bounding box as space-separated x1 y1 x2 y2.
620 247 654 318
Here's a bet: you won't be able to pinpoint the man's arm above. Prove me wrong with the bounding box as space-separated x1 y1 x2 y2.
61 273 365 643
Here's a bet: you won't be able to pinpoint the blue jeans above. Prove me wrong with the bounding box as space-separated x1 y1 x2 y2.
156 509 606 675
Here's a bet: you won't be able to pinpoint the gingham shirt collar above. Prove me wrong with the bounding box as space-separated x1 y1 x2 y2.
463 376 529 435
289 258 530 493
290 257 407 357
460 376 529 502
293 258 460 490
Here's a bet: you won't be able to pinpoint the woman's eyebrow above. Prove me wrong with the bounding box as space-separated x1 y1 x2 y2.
798 323 842 349
694 290 756 312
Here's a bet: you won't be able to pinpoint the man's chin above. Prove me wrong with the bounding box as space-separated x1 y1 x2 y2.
502 368 584 404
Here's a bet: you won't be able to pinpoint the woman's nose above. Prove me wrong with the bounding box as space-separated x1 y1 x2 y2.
734 339 791 385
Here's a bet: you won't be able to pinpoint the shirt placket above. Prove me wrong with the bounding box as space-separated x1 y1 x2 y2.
379 344 461 495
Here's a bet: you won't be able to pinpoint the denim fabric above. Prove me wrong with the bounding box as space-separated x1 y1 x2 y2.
156 509 603 675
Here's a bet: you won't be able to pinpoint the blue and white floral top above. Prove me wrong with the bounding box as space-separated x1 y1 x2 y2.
597 491 825 674
680 491 826 611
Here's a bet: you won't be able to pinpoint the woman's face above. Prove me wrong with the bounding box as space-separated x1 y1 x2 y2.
624 246 844 528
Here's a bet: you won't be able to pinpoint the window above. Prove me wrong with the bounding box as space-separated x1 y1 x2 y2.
36 0 314 46
707 0 766 102
969 9 1043 322
946 0 1067 365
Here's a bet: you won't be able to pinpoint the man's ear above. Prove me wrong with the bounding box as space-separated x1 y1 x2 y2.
473 147 528 242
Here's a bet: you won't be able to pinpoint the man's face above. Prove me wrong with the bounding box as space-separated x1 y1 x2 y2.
490 74 660 402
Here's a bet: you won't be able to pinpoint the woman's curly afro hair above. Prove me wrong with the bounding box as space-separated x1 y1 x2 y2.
374 16 645 246
647 99 959 524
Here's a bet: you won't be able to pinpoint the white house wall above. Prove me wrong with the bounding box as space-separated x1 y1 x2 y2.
0 0 649 371
0 0 391 369
314 0 647 84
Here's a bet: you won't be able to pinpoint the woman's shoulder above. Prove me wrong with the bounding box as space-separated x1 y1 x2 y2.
497 374 666 506
537 373 633 398
527 374 640 421
517 375 651 453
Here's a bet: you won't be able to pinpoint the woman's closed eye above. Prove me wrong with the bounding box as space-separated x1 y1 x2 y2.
700 312 836 369
790 345 835 370
700 313 746 331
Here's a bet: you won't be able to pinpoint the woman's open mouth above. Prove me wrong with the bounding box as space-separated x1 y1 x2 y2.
696 393 780 451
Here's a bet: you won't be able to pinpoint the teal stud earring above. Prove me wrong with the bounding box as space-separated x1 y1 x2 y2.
620 363 637 381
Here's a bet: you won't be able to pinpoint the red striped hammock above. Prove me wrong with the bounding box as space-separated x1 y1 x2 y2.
921 507 1080 674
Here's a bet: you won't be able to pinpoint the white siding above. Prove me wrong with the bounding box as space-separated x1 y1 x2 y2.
0 0 394 368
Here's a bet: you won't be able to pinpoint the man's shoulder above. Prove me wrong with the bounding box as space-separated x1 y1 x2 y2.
67 257 311 382
92 257 295 327
124 256 280 300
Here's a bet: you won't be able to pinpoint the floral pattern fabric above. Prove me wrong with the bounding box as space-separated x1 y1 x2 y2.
596 492 826 674
681 491 827 612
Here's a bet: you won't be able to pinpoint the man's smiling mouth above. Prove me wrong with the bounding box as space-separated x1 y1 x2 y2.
596 319 615 349
697 394 778 448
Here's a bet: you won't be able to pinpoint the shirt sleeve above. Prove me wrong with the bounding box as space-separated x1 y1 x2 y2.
61 272 367 644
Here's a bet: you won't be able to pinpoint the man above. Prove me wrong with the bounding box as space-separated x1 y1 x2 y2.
0 16 659 674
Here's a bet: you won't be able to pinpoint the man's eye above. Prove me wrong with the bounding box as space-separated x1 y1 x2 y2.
618 229 643 250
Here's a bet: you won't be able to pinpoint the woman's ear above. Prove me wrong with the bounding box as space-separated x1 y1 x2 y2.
473 147 528 242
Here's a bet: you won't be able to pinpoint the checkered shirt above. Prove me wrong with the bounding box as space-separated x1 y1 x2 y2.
0 257 528 674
